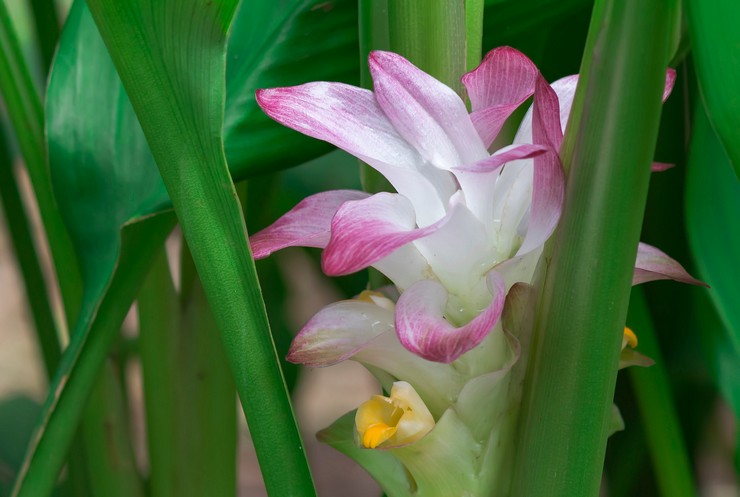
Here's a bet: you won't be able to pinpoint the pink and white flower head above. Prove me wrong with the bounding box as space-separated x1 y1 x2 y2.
251 48 693 367
251 48 700 496
252 48 568 364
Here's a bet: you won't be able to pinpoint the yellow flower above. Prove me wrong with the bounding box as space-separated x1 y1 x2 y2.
355 381 435 449
622 326 638 350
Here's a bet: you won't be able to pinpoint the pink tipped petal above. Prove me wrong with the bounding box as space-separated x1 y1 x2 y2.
322 192 444 276
369 51 488 167
396 271 506 363
250 190 370 259
287 300 395 367
256 82 454 220
663 68 676 102
469 105 524 147
512 75 577 149
288 297 465 415
456 143 548 173
516 77 565 256
256 83 417 168
452 143 548 227
651 161 675 172
463 47 538 111
633 242 707 286
462 47 538 146
532 75 563 148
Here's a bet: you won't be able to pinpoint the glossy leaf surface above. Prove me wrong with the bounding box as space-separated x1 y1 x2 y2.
81 0 315 494
686 0 740 178
685 104 740 433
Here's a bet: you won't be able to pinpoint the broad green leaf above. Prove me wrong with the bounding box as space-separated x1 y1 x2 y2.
483 0 591 50
686 0 740 178
685 104 740 434
11 4 176 496
12 213 175 497
48 3 168 296
225 0 359 176
82 0 315 496
510 1 675 496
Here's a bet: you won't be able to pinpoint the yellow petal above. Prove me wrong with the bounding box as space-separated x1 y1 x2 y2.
622 327 638 349
361 422 397 448
355 381 435 449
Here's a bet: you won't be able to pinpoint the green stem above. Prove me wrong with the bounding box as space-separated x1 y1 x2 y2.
0 0 82 325
627 288 697 497
510 1 674 495
387 0 467 95
138 249 180 497
464 0 483 73
359 0 389 88
358 0 393 195
27 0 60 73
81 362 145 497
0 126 60 376
140 247 237 497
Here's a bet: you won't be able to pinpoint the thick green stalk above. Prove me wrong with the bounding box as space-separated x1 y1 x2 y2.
627 288 696 497
0 127 60 376
464 0 483 73
510 1 674 496
139 248 237 497
359 0 389 88
0 0 82 323
81 362 145 497
362 0 483 190
27 0 60 72
357 0 393 196
138 249 180 497
84 1 315 494
387 0 467 94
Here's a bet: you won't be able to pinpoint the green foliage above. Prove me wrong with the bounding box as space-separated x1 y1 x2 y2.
0 0 737 495
686 104 740 465
686 0 740 178
511 0 676 495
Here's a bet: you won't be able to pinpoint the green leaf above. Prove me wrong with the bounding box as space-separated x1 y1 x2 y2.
11 3 177 495
510 0 676 495
47 2 169 296
27 0 61 72
12 212 175 497
686 0 740 178
225 0 359 177
0 397 41 496
318 412 414 497
82 0 315 495
685 103 740 442
483 0 591 50
0 0 83 323
0 125 60 377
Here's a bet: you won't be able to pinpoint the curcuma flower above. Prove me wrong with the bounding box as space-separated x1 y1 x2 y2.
251 48 700 496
